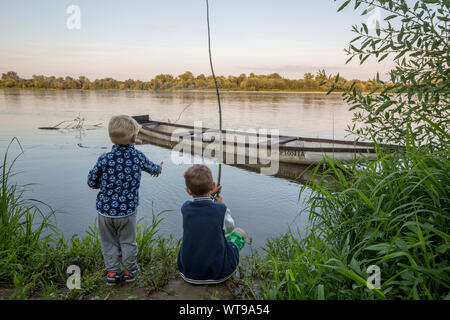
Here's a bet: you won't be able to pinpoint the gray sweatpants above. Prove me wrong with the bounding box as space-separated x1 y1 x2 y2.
98 213 138 272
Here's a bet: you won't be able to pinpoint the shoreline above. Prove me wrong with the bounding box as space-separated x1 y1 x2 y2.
0 87 346 95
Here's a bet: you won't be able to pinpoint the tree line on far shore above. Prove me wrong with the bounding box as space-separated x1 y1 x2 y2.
0 70 388 92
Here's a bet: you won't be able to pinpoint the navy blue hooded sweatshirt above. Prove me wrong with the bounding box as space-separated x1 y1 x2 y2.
177 198 239 283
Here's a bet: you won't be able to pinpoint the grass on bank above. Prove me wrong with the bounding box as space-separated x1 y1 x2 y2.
238 133 449 300
1 135 448 300
0 139 178 299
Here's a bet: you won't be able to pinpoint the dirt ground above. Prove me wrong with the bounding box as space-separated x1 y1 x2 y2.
0 274 240 300
99 275 237 300
0 288 15 300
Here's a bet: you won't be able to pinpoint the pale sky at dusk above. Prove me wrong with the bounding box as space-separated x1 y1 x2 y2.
0 0 396 80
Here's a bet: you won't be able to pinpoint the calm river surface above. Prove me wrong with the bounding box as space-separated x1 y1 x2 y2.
0 89 355 254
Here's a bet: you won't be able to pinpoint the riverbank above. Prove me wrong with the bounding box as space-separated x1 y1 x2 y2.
171 89 345 95
1 140 448 300
1 70 383 93
0 87 346 95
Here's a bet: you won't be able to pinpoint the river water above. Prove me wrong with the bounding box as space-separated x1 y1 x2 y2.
0 89 355 254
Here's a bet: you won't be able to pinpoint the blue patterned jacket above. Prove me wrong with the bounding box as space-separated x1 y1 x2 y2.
87 144 162 217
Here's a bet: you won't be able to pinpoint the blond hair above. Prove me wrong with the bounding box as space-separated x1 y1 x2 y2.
184 164 213 196
108 115 139 145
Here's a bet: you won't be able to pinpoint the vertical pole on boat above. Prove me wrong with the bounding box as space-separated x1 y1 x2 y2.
206 0 223 190
332 111 335 160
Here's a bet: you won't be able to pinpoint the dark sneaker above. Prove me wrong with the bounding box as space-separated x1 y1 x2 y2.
106 271 122 285
123 266 139 283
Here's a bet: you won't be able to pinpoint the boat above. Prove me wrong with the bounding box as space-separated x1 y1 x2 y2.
135 127 318 184
132 115 400 165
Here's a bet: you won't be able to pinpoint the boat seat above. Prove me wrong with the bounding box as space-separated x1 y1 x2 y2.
133 115 151 124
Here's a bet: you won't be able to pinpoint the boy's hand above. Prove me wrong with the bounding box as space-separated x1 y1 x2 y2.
214 195 223 203
151 162 163 177
211 184 222 196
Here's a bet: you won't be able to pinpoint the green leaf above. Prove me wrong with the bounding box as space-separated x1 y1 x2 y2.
337 0 351 12
384 14 397 21
327 85 335 95
351 35 363 43
362 6 376 16
360 54 370 64
378 53 389 62
363 23 369 34
336 268 386 299
335 73 340 84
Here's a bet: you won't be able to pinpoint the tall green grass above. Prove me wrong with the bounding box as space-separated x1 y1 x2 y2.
240 137 449 299
0 138 57 294
0 139 177 299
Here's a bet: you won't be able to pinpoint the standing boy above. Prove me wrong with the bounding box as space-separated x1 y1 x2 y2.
87 115 162 285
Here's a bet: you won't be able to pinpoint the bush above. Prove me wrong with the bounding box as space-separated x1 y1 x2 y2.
241 141 449 299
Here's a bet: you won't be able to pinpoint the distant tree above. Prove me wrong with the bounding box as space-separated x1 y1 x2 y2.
236 73 247 87
268 73 282 79
304 73 315 81
178 71 194 81
152 74 175 90
1 71 20 80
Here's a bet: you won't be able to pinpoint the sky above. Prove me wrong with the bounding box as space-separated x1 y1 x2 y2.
0 0 396 81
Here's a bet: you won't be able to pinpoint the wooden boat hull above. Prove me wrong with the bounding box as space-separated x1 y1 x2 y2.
132 115 396 165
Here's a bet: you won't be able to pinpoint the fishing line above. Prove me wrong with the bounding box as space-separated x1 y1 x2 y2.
206 0 223 190
172 102 194 124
